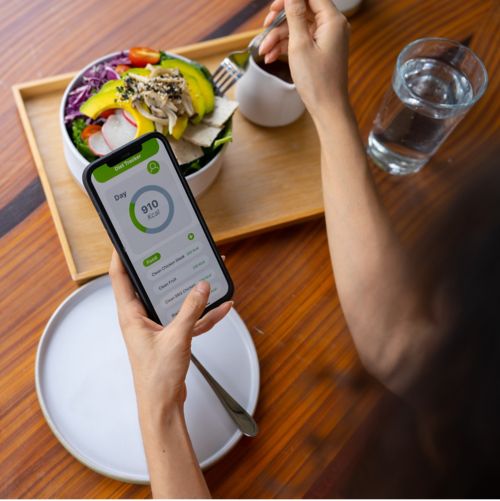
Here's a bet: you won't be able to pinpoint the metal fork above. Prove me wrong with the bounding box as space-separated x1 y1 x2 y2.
212 9 287 95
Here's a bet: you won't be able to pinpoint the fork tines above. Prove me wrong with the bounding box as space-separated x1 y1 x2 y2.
212 58 244 96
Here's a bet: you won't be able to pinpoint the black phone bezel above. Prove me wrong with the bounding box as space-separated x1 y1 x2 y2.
82 131 234 325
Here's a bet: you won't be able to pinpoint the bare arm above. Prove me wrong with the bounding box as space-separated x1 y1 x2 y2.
262 0 441 392
314 101 436 391
109 252 233 497
138 404 210 499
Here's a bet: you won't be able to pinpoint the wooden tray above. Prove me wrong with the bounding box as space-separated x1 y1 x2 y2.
13 30 322 284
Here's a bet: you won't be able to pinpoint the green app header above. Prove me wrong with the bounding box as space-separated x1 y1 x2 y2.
92 137 160 183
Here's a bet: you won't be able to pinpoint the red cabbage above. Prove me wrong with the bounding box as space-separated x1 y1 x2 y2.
64 52 130 124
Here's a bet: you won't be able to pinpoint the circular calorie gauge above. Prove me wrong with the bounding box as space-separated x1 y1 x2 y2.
129 185 174 234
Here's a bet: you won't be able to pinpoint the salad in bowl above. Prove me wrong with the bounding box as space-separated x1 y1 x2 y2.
61 47 238 196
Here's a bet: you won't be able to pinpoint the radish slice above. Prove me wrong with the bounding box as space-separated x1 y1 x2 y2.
122 109 137 126
88 131 112 156
102 112 137 149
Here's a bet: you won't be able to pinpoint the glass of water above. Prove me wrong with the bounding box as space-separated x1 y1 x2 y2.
367 38 488 175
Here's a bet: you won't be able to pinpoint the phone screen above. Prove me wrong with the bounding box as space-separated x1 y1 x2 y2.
88 135 231 325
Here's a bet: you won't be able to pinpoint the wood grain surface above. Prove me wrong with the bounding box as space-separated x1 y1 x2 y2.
1 0 498 498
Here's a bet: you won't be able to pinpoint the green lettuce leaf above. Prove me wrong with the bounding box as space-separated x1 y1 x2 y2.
212 122 233 149
71 118 97 162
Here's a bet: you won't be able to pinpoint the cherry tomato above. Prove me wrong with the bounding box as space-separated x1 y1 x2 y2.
115 64 130 75
99 109 115 119
81 124 102 142
129 47 160 67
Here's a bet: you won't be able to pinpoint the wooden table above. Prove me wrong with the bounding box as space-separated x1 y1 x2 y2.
1 0 498 497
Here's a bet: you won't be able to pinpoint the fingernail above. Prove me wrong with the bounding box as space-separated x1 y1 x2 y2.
228 301 234 308
263 12 273 26
264 54 271 64
195 281 210 293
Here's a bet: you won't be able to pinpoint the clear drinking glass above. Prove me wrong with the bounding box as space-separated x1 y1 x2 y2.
367 38 488 175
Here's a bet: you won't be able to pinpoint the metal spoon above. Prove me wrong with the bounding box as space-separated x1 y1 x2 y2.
212 9 287 94
191 354 259 437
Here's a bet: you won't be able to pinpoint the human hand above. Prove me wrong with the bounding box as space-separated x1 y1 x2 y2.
109 251 233 419
259 0 350 118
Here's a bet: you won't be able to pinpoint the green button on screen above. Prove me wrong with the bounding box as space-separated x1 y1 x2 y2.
143 252 161 267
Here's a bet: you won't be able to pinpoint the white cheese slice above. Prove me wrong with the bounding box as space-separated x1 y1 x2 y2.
203 96 239 128
183 123 222 148
168 138 204 165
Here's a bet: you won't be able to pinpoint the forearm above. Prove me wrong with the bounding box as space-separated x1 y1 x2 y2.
139 403 210 499
313 102 427 387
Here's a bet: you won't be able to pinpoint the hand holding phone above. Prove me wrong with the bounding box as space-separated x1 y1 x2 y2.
83 132 233 325
109 250 232 405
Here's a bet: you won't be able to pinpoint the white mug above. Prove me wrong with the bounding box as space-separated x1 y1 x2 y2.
236 55 305 127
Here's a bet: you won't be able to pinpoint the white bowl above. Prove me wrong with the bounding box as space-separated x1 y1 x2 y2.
60 51 227 198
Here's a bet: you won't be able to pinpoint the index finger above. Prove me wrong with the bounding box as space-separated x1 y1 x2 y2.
109 251 142 312
270 0 285 11
264 0 285 26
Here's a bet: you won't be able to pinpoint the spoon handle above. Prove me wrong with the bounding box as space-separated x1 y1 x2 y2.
191 354 259 438
250 9 287 53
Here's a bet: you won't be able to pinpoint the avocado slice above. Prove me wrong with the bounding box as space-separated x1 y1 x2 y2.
160 56 215 113
99 79 123 93
121 67 151 78
184 75 206 123
79 88 155 137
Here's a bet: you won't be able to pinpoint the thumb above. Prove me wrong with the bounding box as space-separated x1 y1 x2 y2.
284 0 311 46
172 281 210 332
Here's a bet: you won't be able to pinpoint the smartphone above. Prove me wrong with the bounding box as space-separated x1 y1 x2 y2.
83 132 233 325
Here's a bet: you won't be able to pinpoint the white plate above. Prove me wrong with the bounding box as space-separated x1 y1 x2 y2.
35 275 259 484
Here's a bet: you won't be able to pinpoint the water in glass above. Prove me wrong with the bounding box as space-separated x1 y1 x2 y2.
368 57 474 174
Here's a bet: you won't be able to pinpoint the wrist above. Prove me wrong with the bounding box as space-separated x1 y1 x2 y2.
312 102 361 154
137 397 185 436
310 97 353 132
137 395 209 499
